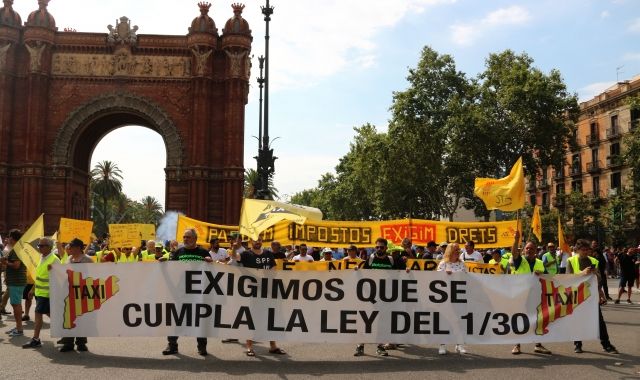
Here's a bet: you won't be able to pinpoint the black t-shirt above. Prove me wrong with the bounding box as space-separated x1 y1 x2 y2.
270 249 287 260
619 254 636 277
170 246 209 262
240 250 276 269
364 255 395 270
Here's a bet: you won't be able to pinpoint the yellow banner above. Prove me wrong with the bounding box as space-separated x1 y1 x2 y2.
178 215 518 249
405 259 504 274
59 217 93 244
273 259 364 271
108 224 156 248
239 198 323 240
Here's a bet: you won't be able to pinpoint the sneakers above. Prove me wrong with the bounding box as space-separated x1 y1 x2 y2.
22 338 42 349
455 344 467 354
8 329 23 337
627 299 633 304
353 345 364 357
438 345 447 355
603 345 619 354
376 345 388 356
162 345 178 355
511 344 521 355
534 344 552 355
574 345 583 354
5 327 18 335
614 299 620 304
21 315 30 322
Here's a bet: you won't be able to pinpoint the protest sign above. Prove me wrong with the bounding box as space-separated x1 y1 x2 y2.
50 263 598 344
109 224 156 248
59 218 93 244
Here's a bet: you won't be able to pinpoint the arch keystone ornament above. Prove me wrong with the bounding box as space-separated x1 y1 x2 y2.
0 3 251 232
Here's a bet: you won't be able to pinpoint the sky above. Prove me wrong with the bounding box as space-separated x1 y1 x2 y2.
13 0 640 209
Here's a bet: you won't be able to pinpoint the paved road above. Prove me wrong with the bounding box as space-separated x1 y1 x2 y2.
1 279 638 379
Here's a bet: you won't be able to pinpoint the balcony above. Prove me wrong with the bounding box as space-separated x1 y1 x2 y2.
606 127 621 140
606 155 624 169
538 179 550 189
553 169 564 180
570 137 581 151
586 133 599 146
570 164 582 177
587 160 602 173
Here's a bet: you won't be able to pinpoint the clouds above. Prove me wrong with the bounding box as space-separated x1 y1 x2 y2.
451 5 531 46
629 18 640 33
577 81 616 101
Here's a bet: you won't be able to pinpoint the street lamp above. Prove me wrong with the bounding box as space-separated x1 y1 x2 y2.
255 0 277 200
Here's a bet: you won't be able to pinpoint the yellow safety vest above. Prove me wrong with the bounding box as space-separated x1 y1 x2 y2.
489 258 509 271
542 251 559 275
567 255 598 274
35 253 61 298
510 257 544 274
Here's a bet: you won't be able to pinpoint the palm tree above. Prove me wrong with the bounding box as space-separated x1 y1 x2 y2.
90 160 124 234
140 195 163 225
244 168 278 199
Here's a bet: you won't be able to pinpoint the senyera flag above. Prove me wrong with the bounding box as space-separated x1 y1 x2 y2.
474 157 525 212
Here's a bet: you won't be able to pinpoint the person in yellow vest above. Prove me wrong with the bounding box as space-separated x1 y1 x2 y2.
542 243 559 275
22 237 60 348
488 249 508 272
117 247 138 263
568 239 618 354
509 230 551 355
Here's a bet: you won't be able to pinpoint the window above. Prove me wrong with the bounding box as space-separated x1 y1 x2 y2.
529 194 536 206
631 108 640 130
590 122 597 136
610 142 620 156
571 180 582 192
610 172 621 193
555 183 564 194
592 176 599 196
542 192 549 207
611 115 618 131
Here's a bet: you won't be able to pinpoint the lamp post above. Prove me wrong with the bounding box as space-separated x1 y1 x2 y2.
255 0 276 200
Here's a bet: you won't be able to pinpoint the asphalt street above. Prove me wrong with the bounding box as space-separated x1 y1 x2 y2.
1 279 638 380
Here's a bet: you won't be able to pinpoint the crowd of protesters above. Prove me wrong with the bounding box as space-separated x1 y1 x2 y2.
1 227 637 357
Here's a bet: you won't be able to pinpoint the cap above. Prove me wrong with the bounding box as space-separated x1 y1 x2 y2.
427 241 437 248
439 242 448 247
322 247 333 254
347 244 357 251
69 238 85 248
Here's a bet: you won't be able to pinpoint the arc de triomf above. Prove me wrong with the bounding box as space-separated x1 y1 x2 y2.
0 1 252 233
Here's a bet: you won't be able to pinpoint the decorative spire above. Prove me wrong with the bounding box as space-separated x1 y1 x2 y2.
198 2 211 15
232 3 245 15
38 0 49 10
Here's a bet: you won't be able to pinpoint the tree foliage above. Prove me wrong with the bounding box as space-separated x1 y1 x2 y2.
292 47 579 221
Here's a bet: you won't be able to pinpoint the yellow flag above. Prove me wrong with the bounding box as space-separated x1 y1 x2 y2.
558 216 570 254
531 205 542 242
13 214 44 281
474 157 525 211
239 199 323 240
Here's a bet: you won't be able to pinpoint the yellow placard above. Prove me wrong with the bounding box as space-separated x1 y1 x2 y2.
59 217 93 244
273 259 364 271
405 259 504 274
109 224 156 248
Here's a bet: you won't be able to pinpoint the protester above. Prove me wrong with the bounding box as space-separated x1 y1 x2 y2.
461 241 482 262
3 229 26 337
591 241 611 300
542 242 559 275
162 228 212 356
293 245 314 262
59 238 93 352
344 244 359 260
569 239 618 354
489 249 508 272
209 238 229 262
557 247 570 274
269 240 287 259
319 247 334 261
22 237 60 349
354 237 395 357
234 237 285 357
422 241 437 259
614 248 637 304
436 243 467 355
508 231 551 355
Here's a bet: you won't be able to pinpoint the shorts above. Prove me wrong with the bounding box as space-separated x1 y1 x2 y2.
23 284 34 299
8 285 25 306
35 296 50 315
619 277 634 288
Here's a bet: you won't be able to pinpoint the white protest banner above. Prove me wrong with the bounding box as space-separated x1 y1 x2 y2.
49 263 598 344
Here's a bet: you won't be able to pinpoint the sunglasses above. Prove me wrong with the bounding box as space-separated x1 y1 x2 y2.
37 244 51 248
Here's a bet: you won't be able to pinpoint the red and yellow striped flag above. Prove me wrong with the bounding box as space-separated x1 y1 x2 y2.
536 278 591 335
63 270 120 329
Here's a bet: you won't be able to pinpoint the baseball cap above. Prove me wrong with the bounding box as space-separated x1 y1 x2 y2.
69 238 85 248
322 247 333 254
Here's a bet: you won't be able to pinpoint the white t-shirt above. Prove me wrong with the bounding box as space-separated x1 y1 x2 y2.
557 252 570 268
209 247 228 262
293 254 314 262
461 249 483 262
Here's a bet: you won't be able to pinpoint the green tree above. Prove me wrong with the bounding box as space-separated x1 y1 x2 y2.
138 196 164 225
90 160 123 235
244 168 278 200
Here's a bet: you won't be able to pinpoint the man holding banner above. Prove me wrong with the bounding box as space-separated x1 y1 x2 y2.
3 229 26 337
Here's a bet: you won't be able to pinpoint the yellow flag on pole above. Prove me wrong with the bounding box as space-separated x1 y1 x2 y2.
239 199 323 240
13 214 44 281
531 205 542 242
558 216 570 254
474 157 525 211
